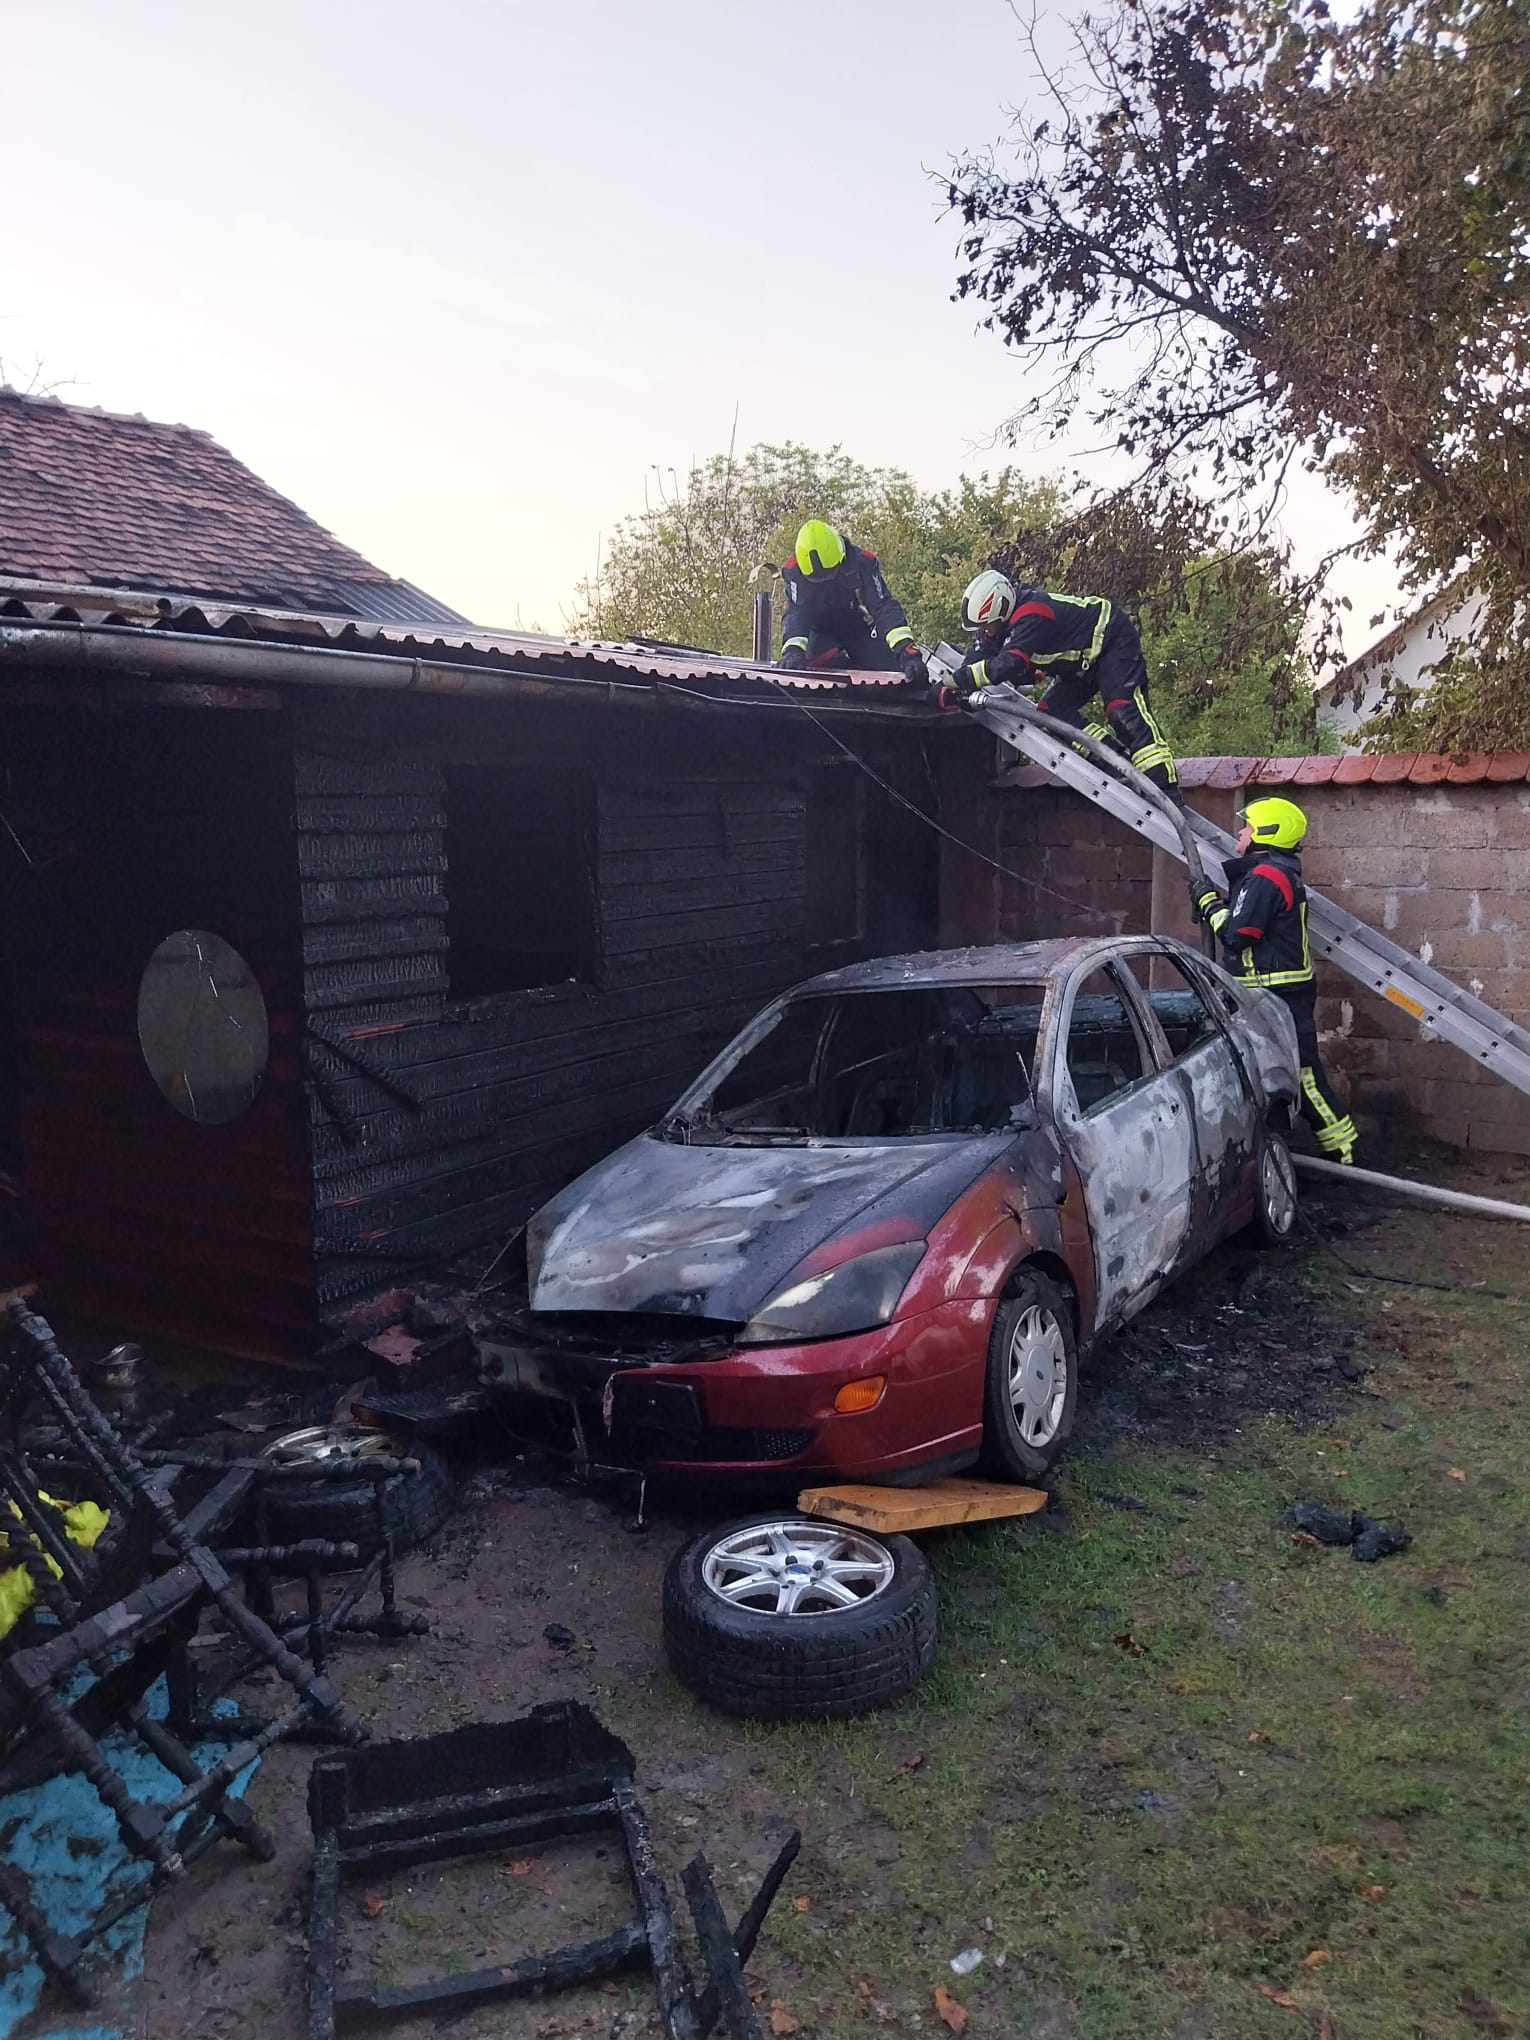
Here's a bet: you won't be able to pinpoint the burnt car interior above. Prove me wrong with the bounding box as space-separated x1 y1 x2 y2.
1118 949 1232 1056
1064 974 1152 1113
678 960 1244 1143
1066 959 1239 1112
689 987 1048 1142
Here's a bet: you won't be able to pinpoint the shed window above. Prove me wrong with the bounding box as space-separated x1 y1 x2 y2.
804 767 864 947
444 766 596 998
137 929 269 1124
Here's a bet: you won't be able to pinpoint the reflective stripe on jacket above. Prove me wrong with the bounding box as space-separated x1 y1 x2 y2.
965 587 1121 689
1208 847 1313 988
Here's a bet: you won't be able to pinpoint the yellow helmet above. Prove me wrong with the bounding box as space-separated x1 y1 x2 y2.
794 519 847 579
1242 796 1307 849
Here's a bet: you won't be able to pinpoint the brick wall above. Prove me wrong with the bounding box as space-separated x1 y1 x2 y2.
937 745 1530 1155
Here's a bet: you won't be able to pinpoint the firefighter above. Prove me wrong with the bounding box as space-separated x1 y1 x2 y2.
1190 795 1357 1165
778 521 928 682
951 570 1180 797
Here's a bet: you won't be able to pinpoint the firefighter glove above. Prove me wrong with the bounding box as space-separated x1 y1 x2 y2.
899 646 929 686
928 679 962 712
777 643 808 672
1189 880 1223 925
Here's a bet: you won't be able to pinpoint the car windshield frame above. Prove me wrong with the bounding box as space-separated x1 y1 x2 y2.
658 982 1053 1146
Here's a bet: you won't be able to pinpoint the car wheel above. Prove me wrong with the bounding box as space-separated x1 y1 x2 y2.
662 1513 937 1721
254 1424 455 1556
1253 1125 1300 1246
979 1270 1078 1482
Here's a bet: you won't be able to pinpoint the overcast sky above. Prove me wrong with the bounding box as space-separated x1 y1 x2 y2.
7 0 1395 648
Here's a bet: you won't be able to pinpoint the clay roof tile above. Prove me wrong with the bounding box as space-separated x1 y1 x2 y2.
0 387 452 619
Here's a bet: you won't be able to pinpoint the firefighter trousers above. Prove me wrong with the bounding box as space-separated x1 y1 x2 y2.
1035 620 1178 791
1278 985 1356 1163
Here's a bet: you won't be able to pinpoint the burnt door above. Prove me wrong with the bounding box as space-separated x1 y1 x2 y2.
2 701 313 1352
1053 962 1196 1332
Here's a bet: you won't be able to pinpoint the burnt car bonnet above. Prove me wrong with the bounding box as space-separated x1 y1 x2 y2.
528 1131 1014 1321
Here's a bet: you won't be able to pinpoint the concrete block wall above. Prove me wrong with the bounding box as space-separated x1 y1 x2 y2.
938 749 1530 1155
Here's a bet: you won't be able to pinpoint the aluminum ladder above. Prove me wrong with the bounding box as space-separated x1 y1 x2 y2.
960 678 1530 1101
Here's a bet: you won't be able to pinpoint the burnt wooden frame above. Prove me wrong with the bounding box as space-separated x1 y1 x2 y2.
305 1700 799 2040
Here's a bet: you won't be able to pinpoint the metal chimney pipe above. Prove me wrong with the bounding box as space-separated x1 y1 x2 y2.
752 588 773 664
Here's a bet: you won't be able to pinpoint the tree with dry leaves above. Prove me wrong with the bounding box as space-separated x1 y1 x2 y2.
949 0 1530 748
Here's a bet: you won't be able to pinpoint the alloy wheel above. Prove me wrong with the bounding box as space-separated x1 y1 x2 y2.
700 1519 897 1617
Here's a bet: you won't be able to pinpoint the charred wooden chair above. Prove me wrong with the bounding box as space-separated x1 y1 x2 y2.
0 1297 367 2004
306 1699 800 2040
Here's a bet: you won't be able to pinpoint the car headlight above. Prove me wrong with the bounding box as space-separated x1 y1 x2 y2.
736 1242 927 1346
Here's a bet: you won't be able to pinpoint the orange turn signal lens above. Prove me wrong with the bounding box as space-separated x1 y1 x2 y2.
833 1375 886 1415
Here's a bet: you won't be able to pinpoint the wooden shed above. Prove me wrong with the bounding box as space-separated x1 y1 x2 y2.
0 601 941 1353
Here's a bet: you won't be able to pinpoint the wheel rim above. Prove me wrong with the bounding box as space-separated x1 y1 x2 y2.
1007 1304 1068 1447
1261 1138 1298 1234
700 1519 896 1617
260 1423 396 1468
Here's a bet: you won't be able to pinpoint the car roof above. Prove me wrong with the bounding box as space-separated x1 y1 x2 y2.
791 937 1170 996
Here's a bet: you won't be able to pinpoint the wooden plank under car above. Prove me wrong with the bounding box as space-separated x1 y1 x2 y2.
796 1479 1048 1533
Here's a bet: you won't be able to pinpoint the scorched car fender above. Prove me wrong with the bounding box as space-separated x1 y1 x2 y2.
896 1141 1098 1335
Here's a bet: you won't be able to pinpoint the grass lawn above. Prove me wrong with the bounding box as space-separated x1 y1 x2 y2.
733 1186 1530 2040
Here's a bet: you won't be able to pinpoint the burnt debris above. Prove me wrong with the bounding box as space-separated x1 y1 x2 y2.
305 1699 800 2040
1288 1500 1413 1562
0 1297 375 2004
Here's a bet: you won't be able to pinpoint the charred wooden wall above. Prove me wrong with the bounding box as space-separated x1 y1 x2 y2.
0 699 313 1346
296 693 938 1320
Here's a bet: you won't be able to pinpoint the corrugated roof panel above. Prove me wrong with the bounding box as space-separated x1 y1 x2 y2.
332 578 471 628
0 586 921 697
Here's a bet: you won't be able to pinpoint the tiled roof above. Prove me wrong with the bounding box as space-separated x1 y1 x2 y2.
996 751 1530 790
0 389 463 623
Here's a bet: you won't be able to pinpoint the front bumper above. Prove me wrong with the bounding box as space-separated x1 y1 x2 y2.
475 1298 989 1481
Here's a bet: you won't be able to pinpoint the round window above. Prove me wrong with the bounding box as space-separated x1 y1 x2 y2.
137 930 270 1125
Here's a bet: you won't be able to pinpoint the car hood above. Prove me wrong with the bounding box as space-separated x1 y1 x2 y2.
528 1132 1012 1321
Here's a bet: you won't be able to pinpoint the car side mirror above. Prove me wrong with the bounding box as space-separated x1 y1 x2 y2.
1008 1099 1040 1131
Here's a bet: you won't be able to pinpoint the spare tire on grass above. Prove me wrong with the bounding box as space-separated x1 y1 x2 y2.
663 1512 937 1721
256 1424 454 1555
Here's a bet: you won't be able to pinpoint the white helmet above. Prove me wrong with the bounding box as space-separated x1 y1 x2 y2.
961 569 1018 632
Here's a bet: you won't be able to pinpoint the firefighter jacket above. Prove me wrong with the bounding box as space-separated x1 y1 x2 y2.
1207 847 1313 990
964 587 1121 688
780 544 913 658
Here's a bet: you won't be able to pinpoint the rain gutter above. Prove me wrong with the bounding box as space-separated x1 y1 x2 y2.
0 622 937 723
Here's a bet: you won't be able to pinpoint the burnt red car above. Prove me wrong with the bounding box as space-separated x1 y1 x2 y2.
477 937 1300 1485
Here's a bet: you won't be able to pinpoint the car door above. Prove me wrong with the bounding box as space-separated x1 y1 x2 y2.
1052 961 1197 1333
1117 946 1256 1241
